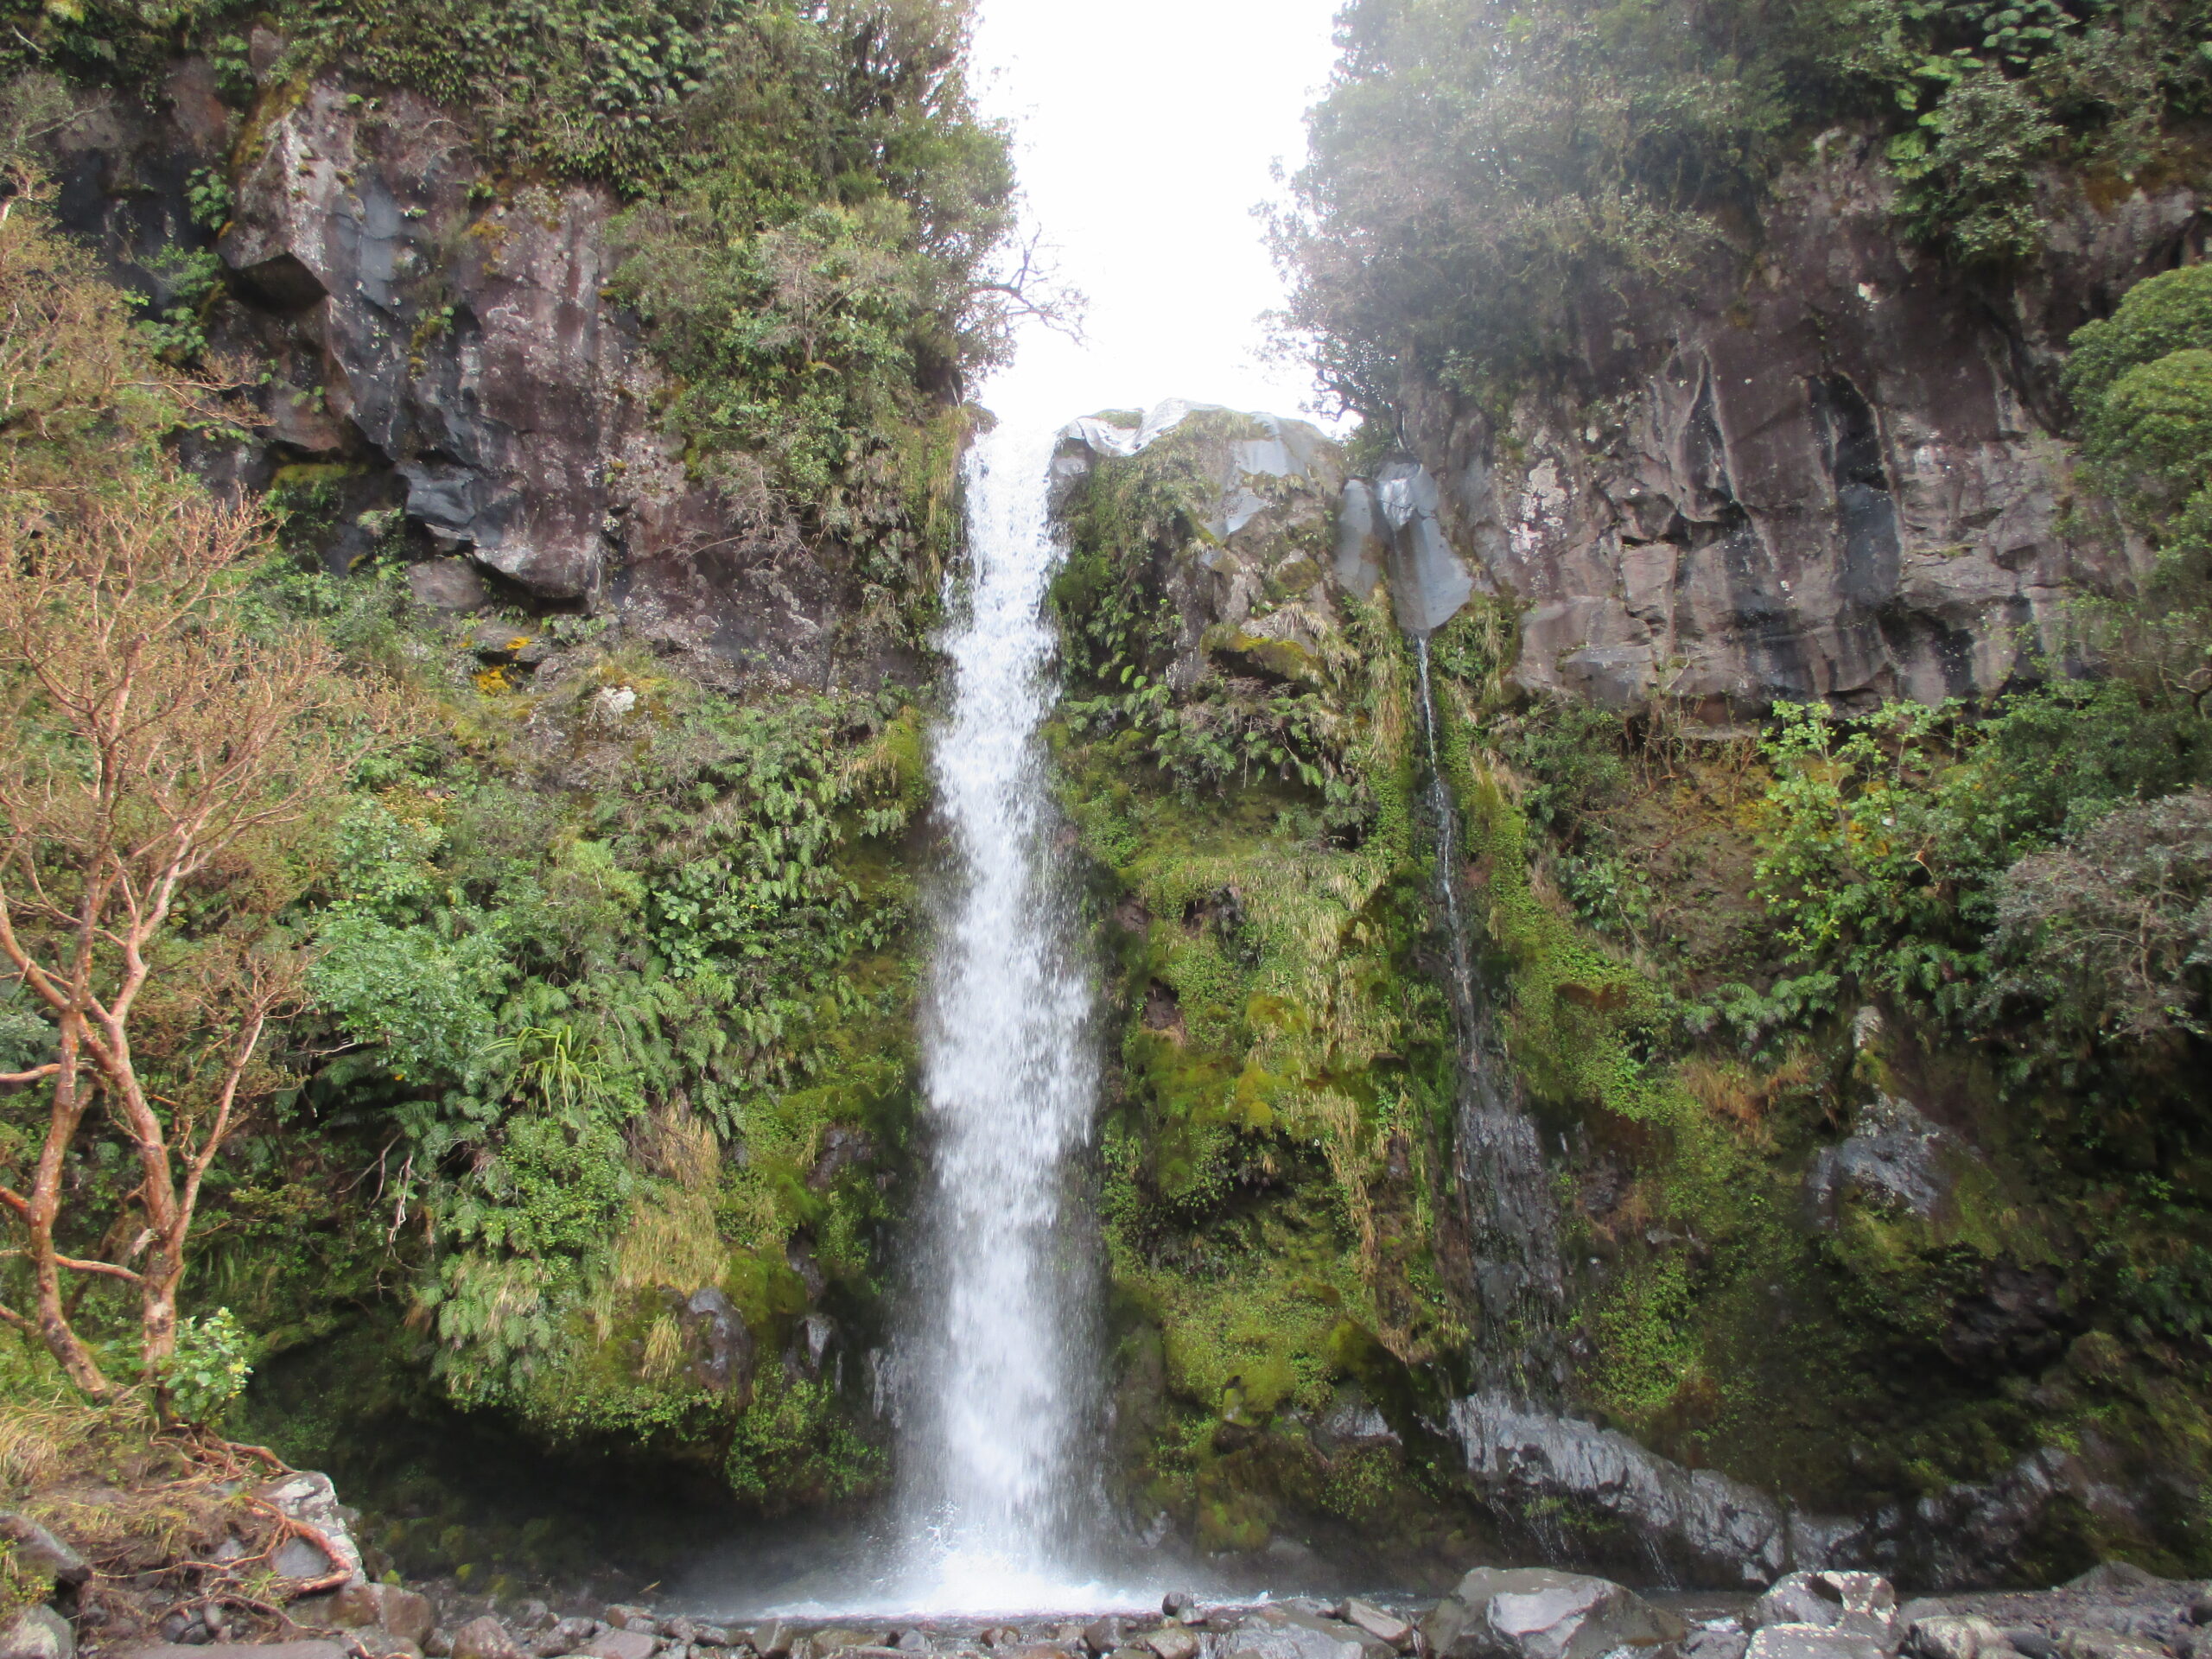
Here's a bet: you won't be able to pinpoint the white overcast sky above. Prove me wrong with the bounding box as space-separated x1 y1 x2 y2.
965 0 1346 435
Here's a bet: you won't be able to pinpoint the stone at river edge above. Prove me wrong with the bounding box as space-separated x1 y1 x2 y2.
1423 1567 1690 1659
1753 1572 1902 1645
0 1608 71 1659
452 1617 529 1659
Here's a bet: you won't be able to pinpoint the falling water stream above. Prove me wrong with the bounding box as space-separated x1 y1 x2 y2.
893 416 1113 1611
1409 637 1564 1397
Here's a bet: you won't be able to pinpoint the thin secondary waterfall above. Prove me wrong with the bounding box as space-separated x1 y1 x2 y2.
898 416 1101 1606
1409 636 1564 1397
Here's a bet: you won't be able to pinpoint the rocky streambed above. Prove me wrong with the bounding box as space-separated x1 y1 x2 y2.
3 1465 2206 1659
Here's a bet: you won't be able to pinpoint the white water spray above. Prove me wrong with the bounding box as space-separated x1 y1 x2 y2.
896 416 1105 1610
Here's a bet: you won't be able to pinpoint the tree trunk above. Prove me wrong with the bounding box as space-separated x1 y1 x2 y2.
27 1024 111 1395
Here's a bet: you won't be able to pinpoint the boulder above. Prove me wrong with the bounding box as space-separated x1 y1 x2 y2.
1805 1097 1959 1230
1423 1567 1689 1659
1339 1605 1416 1654
1745 1632 1887 1659
1082 1623 1123 1657
1161 1600 1197 1624
0 1609 71 1659
1687 1633 1751 1659
405 558 490 613
1234 1610 1393 1659
332 1584 437 1646
256 1471 367 1586
814 1633 890 1656
453 1619 530 1659
1751 1573 1898 1644
583 1632 658 1659
754 1625 799 1659
0 1517 89 1591
1146 1631 1201 1659
1446 1394 1793 1585
1904 1618 2009 1659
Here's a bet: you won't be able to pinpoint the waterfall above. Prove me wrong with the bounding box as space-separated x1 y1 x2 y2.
1409 636 1565 1396
896 416 1103 1608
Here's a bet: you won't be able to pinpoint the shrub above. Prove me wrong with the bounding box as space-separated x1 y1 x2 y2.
1982 788 2212 1048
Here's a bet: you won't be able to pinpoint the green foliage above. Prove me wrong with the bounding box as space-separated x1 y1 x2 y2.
157 1307 254 1424
1743 688 2212 1032
1886 67 2057 262
2086 347 2212 514
132 245 223 365
2064 264 2212 415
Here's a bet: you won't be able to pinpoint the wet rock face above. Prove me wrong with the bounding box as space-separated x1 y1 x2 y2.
52 69 858 689
1400 138 2201 715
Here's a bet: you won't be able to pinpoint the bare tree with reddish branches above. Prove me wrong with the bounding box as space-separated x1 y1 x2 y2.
0 468 393 1403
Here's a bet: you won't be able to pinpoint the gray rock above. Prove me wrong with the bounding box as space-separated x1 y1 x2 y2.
583 1634 657 1659
275 1537 339 1579
1905 1619 2010 1659
1745 1631 1887 1659
754 1626 798 1659
812 1632 889 1656
1446 1393 1803 1585
1160 1604 1197 1628
332 1585 437 1646
1145 1630 1200 1659
1806 1096 1960 1228
405 557 489 613
1339 1606 1415 1654
1423 1567 1689 1659
2002 1634 2054 1659
255 1471 367 1587
452 1619 528 1659
1687 1633 1751 1659
0 1516 89 1588
1228 1611 1376 1659
0 1608 72 1659
1082 1623 1123 1657
1372 460 1474 636
1394 142 2190 721
683 1287 755 1398
1751 1573 1897 1644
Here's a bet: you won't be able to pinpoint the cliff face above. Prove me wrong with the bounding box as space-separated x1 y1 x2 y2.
55 60 879 687
1397 143 2200 715
1049 396 2210 1587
